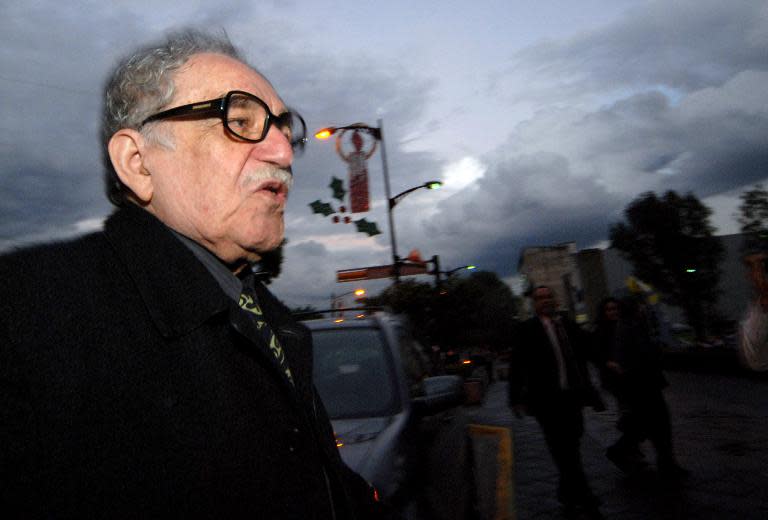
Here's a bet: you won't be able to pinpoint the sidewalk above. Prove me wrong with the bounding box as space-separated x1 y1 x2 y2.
465 371 768 519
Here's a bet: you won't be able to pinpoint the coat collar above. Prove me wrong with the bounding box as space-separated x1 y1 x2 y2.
103 204 230 338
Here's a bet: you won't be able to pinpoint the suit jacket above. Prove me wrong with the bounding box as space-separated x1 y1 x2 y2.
0 205 378 519
508 314 598 415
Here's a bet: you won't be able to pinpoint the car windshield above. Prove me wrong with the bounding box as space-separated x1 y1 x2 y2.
312 327 399 419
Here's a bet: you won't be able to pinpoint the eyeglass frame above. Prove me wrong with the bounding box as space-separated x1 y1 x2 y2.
139 90 307 150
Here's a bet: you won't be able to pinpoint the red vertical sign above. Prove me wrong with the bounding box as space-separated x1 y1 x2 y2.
336 130 377 213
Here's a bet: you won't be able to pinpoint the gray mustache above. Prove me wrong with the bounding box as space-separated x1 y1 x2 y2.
243 166 293 192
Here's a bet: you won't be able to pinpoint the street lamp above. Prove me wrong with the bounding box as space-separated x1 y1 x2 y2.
445 264 477 276
427 255 476 288
315 120 442 282
390 181 442 209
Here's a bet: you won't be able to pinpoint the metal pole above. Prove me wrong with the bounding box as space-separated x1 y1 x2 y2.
378 118 400 282
431 255 442 289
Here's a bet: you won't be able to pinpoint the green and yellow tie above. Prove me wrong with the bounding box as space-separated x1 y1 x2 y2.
239 290 295 386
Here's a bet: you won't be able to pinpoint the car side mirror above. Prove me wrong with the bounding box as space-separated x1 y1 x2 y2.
411 375 464 414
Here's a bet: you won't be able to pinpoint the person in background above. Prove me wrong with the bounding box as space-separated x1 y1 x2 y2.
739 251 768 371
611 295 688 479
509 286 605 519
593 297 646 473
0 28 389 519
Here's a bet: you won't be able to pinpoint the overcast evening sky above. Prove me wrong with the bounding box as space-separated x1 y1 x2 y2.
1 1 767 308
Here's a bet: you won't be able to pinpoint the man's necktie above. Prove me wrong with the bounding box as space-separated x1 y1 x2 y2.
553 319 584 390
238 281 295 386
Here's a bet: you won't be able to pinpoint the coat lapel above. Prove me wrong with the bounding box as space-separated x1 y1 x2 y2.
104 205 312 408
227 302 304 404
103 205 230 338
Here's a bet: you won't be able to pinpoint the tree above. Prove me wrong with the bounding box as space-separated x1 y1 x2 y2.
366 280 435 344
610 191 724 339
737 183 768 252
368 272 519 352
433 271 519 351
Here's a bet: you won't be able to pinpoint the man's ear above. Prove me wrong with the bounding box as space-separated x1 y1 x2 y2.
108 129 153 203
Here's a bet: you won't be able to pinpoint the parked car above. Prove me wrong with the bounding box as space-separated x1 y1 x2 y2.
442 349 475 379
441 348 492 404
303 312 475 519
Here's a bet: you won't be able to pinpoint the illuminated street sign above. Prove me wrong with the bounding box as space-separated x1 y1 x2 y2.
337 262 428 282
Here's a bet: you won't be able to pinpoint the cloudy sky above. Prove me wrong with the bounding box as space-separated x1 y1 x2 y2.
2 0 767 308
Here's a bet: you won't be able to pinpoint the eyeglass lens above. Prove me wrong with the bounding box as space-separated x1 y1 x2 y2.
226 92 301 146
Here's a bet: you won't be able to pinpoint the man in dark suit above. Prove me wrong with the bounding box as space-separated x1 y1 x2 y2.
0 29 386 519
509 286 604 518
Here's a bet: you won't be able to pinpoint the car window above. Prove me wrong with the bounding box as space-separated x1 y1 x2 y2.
312 327 400 419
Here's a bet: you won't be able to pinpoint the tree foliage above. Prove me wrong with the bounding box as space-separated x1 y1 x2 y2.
368 271 519 351
366 279 436 344
737 183 768 252
434 271 519 350
609 191 724 338
370 279 434 320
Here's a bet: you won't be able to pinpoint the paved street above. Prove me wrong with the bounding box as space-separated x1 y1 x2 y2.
466 370 768 519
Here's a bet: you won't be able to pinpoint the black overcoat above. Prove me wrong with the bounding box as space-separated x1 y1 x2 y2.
0 205 375 519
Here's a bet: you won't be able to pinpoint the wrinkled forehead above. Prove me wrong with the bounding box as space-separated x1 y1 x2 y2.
171 52 284 109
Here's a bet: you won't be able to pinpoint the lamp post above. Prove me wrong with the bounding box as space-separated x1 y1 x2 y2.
315 120 442 282
388 180 442 281
428 255 476 289
445 264 477 277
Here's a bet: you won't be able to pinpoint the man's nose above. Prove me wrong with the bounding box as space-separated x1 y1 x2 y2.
252 125 293 168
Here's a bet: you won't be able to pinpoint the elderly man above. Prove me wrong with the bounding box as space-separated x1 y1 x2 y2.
0 29 385 519
508 286 604 519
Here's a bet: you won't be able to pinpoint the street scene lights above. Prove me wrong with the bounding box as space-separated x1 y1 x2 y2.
428 255 477 288
330 288 366 316
390 181 442 209
445 264 477 276
314 123 382 141
331 287 366 303
315 120 442 282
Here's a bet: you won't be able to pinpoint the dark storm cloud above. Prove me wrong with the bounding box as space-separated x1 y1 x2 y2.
449 76 767 276
0 160 110 248
492 0 768 102
420 0 768 281
1 4 173 249
421 151 625 276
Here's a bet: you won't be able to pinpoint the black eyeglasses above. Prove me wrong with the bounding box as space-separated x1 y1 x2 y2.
140 90 307 151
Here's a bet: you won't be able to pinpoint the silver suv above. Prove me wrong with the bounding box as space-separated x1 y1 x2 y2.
304 312 475 519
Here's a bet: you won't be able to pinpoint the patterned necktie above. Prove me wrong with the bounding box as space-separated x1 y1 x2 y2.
238 279 295 386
